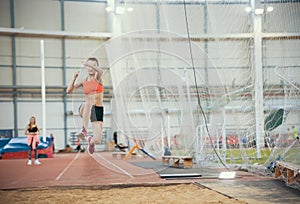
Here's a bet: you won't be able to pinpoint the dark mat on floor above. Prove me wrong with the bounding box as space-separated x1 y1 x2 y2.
130 161 220 177
201 179 300 204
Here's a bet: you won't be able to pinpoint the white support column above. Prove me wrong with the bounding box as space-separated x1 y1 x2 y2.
107 0 122 36
40 40 46 142
253 12 264 159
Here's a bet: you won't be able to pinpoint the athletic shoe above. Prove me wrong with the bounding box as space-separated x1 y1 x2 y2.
34 160 41 165
87 136 95 154
77 128 88 140
27 160 32 165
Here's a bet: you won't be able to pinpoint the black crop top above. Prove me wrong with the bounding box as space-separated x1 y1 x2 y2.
28 126 38 133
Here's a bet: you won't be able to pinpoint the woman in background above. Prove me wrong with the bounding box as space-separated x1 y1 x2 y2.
24 116 41 165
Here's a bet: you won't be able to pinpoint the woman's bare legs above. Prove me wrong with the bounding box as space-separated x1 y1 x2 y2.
77 102 92 139
82 102 92 130
79 102 84 118
91 122 103 144
87 121 103 154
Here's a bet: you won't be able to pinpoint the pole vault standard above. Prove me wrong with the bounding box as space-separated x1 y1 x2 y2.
40 40 46 142
125 144 156 160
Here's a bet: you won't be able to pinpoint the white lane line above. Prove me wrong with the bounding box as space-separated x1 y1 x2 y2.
55 152 80 181
93 153 134 179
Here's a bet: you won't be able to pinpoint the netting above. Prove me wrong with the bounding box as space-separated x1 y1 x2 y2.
107 31 204 159
88 0 300 171
265 65 300 165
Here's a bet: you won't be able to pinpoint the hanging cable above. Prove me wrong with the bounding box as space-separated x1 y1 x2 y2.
183 0 229 170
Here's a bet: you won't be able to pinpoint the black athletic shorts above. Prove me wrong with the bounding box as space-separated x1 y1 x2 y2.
90 105 104 122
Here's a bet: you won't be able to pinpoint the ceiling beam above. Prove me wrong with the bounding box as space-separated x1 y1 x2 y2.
0 27 112 39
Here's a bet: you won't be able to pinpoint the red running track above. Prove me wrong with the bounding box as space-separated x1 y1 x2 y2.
0 152 275 190
0 152 163 189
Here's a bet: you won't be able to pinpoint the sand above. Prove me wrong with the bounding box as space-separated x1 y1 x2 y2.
0 184 246 204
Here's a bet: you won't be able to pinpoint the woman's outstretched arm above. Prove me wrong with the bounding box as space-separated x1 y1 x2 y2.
67 71 82 93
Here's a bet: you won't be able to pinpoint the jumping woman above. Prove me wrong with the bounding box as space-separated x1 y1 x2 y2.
67 57 104 154
25 116 41 165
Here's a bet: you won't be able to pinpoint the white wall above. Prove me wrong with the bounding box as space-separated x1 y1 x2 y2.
64 1 107 32
121 4 157 32
206 4 249 34
0 0 11 27
14 0 61 30
0 102 14 129
160 5 205 35
265 3 300 32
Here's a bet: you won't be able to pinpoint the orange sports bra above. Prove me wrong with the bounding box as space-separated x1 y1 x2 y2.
83 78 103 95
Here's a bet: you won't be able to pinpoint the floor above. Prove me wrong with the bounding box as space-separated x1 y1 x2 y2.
0 152 299 203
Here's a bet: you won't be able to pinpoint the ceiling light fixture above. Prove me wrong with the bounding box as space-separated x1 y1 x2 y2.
245 7 252 13
105 6 113 12
115 6 125 14
127 7 134 12
255 8 264 15
266 6 274 12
